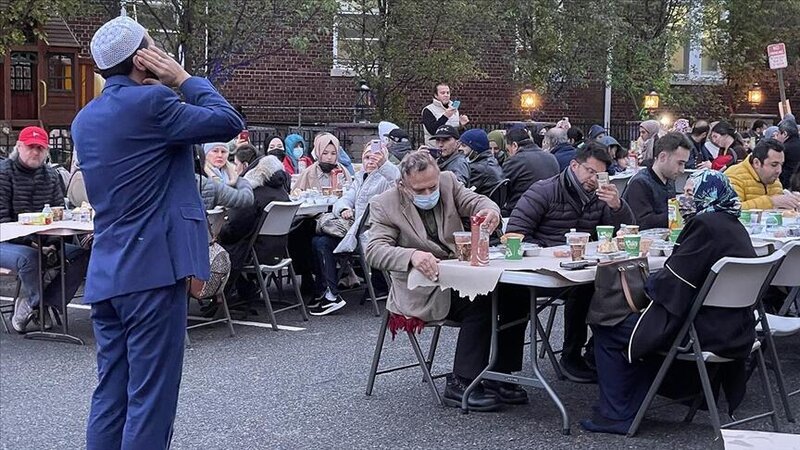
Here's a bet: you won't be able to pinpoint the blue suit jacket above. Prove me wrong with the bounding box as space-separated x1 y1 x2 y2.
71 76 243 303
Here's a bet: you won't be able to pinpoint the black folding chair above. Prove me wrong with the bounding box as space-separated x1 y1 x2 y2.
365 270 458 405
0 267 20 334
487 178 509 212
627 251 784 439
241 201 309 331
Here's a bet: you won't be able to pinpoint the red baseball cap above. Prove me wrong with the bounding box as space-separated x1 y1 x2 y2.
18 126 49 149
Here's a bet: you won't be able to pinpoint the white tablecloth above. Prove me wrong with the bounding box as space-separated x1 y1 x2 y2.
409 246 666 300
0 220 94 243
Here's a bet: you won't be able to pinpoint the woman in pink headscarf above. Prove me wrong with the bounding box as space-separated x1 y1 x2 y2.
294 132 353 191
636 120 662 163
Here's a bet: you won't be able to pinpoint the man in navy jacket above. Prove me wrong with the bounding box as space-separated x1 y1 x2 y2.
71 14 242 450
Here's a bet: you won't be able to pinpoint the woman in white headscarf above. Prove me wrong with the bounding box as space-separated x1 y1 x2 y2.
203 142 239 186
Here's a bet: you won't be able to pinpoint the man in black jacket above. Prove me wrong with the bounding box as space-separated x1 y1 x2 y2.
0 126 90 333
622 132 691 230
686 120 712 169
776 117 800 188
507 142 635 382
502 128 560 216
460 128 503 197
432 125 470 187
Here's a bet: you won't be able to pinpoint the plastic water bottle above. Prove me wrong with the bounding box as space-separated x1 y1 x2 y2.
42 204 53 225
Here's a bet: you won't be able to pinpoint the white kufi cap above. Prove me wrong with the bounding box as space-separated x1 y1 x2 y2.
91 15 147 70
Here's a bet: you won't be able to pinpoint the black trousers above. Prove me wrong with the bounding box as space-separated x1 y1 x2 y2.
539 284 595 360
449 284 529 380
590 314 658 425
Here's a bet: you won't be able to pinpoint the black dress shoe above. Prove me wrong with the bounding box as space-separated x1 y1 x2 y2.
560 355 597 383
483 380 529 405
443 374 501 412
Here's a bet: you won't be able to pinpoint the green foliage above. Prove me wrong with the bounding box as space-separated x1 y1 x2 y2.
0 0 87 54
702 0 800 112
334 0 495 121
508 0 691 118
128 0 338 82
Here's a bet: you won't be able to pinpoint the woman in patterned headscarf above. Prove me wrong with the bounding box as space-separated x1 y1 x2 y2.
584 169 756 435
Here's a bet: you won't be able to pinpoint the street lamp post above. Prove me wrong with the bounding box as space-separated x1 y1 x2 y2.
354 79 372 123
520 88 540 119
643 90 660 111
747 83 763 108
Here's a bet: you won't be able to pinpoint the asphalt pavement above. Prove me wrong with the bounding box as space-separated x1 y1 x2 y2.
2 288 800 449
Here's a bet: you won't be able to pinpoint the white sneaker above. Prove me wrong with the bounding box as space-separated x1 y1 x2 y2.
11 297 33 334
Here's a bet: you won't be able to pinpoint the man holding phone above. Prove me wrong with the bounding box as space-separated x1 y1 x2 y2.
72 12 243 450
421 83 470 147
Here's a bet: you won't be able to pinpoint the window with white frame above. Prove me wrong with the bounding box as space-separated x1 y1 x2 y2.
331 1 381 76
670 37 723 84
670 4 723 85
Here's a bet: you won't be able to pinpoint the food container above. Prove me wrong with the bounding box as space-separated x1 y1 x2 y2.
522 244 542 257
19 212 46 225
565 229 590 245
51 206 64 221
747 223 766 235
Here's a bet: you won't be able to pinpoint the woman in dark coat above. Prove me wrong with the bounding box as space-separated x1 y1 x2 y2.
217 155 290 299
583 169 756 435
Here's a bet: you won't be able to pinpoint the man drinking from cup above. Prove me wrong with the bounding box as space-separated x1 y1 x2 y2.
506 142 635 382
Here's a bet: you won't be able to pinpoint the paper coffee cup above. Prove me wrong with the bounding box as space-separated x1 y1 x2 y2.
623 234 641 257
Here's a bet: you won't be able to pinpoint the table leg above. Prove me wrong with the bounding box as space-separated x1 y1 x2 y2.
528 287 570 435
25 236 84 345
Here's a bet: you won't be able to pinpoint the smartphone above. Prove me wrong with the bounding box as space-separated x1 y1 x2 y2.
239 130 250 141
450 100 461 109
370 140 381 153
559 260 597 270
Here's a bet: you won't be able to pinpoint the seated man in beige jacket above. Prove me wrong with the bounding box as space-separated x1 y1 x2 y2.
366 151 528 412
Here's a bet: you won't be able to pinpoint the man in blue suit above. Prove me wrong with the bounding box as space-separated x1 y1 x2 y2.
71 14 243 450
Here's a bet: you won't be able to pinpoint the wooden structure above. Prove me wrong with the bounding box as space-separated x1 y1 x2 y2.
1 15 95 131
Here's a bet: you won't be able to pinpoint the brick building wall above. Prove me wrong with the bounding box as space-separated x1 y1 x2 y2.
65 9 799 133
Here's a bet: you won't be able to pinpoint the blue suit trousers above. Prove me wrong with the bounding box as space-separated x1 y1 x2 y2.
86 282 187 450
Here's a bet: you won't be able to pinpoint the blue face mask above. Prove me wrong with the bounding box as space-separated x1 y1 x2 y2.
293 147 304 159
412 189 440 210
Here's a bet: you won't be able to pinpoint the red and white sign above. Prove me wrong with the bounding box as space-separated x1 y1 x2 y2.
768 43 788 70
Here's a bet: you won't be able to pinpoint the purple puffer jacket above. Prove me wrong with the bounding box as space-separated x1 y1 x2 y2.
506 170 635 247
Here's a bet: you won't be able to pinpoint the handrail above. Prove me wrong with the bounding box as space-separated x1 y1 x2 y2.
39 80 48 108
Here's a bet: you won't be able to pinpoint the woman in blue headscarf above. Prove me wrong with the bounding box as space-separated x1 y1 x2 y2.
283 134 314 175
583 169 757 435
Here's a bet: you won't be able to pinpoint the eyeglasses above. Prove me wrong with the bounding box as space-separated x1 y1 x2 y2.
579 163 599 176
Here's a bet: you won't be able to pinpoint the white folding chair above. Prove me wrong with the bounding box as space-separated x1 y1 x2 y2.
241 201 308 331
754 241 800 422
628 251 784 439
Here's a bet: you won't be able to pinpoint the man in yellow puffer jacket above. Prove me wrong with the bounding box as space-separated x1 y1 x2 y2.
725 138 800 210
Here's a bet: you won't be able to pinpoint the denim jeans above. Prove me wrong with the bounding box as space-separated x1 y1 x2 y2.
310 234 343 296
0 241 89 311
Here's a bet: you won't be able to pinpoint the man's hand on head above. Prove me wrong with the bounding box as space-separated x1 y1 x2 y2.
136 46 190 88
